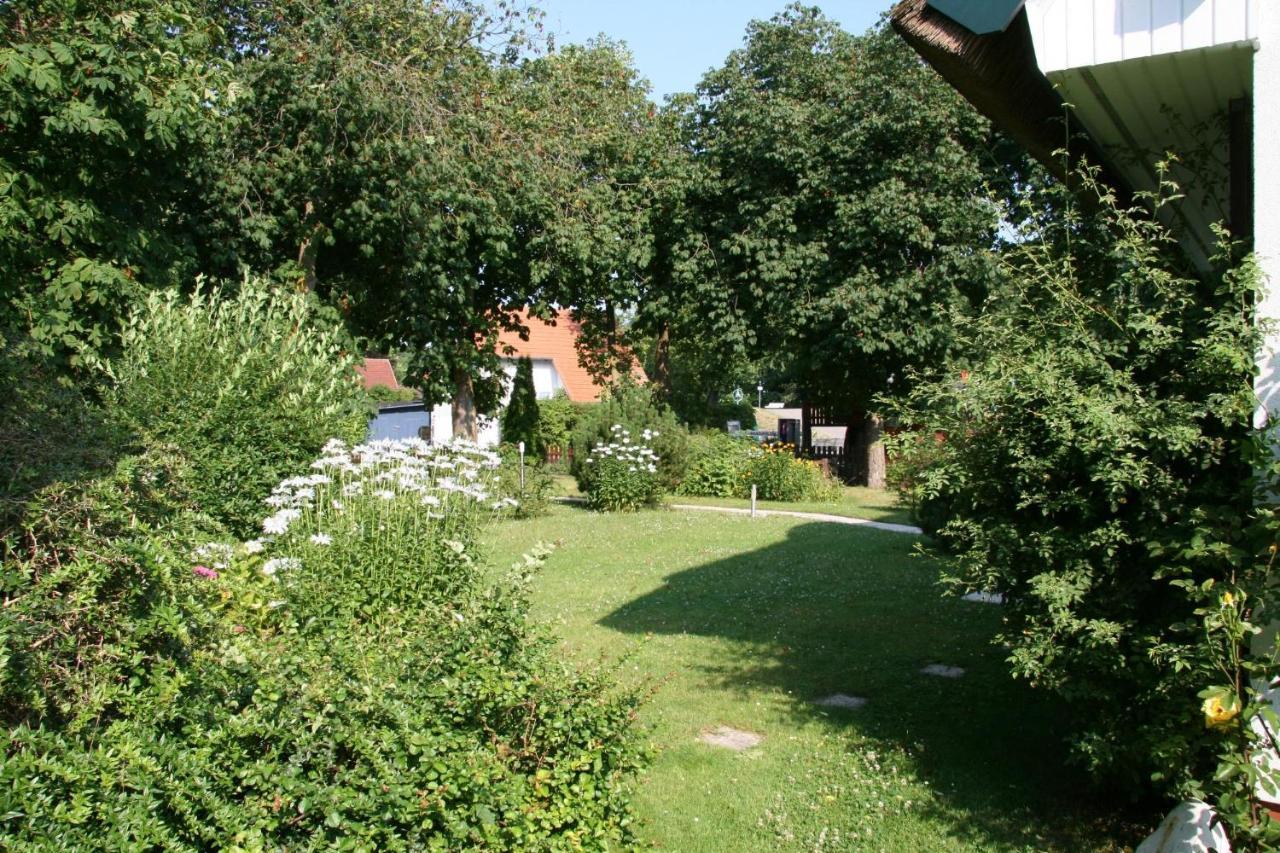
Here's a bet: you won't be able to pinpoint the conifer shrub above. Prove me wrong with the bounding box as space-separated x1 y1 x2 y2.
501 356 542 455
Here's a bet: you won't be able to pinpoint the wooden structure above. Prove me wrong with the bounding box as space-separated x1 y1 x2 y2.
799 402 850 465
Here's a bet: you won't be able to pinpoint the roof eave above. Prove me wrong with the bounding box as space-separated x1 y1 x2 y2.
890 0 1134 205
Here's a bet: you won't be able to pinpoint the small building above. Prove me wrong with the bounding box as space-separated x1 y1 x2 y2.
357 357 429 442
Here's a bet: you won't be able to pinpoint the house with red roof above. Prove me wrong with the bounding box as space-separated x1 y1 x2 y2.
355 358 400 392
433 309 647 446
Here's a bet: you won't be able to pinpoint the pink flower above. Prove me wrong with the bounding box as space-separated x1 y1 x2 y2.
193 565 219 580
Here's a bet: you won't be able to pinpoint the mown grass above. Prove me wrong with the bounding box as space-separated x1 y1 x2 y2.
548 474 913 525
484 505 1149 851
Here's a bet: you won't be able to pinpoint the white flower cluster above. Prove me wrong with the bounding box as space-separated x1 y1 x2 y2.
191 542 235 569
586 425 660 474
260 437 505 536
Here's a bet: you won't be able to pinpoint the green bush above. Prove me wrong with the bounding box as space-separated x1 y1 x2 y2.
0 335 124 540
2 437 649 848
571 379 688 491
678 432 756 498
103 278 367 535
744 443 837 502
578 426 664 512
537 392 584 469
889 171 1279 838
0 447 223 731
367 383 418 404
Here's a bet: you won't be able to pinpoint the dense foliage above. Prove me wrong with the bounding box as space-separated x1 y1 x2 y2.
495 443 555 519
678 432 758 498
0 0 226 364
203 0 669 424
889 172 1279 841
571 380 689 491
578 426 663 512
2 437 647 848
536 392 585 465
0 337 121 538
744 443 838 503
637 7 1009 481
102 278 367 535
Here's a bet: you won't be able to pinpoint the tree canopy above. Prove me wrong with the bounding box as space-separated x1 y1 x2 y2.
640 6 1010 479
0 0 226 362
202 0 665 427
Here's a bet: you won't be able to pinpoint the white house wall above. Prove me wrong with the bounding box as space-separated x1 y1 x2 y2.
1254 0 1280 428
1026 0 1257 73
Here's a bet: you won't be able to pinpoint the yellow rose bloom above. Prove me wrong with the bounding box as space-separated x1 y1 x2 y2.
1202 694 1239 729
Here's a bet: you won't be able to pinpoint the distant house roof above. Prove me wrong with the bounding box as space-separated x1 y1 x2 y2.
356 358 400 391
494 310 646 403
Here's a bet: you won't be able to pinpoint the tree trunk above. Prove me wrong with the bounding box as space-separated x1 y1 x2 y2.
864 414 886 489
843 410 886 488
653 320 672 399
452 368 478 441
298 200 320 293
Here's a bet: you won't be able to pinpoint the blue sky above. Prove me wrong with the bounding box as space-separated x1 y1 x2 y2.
535 1 895 99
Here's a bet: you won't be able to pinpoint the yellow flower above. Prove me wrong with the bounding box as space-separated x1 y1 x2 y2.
1202 693 1240 729
1222 591 1235 606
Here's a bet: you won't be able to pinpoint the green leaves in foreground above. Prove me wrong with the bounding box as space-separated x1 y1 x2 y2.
890 169 1280 843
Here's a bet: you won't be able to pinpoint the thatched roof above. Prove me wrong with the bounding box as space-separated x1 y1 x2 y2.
889 0 1133 204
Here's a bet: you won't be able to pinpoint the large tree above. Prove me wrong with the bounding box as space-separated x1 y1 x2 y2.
205 0 663 437
678 7 1006 483
0 0 226 363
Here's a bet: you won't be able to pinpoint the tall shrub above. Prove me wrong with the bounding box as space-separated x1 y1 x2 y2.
889 170 1274 820
501 356 541 454
571 379 688 491
537 392 581 453
102 278 367 534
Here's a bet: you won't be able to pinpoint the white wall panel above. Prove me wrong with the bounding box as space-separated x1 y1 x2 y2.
1026 0 1258 72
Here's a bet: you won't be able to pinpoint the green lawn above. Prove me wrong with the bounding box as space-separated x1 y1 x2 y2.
484 505 1145 851
549 474 914 526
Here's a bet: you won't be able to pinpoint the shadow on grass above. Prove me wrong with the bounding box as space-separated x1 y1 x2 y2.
599 521 1148 851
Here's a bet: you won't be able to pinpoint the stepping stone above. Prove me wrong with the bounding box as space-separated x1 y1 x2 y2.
699 726 763 751
921 664 965 679
961 591 1005 604
814 693 867 710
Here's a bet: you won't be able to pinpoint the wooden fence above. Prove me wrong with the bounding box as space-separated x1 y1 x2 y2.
544 445 574 466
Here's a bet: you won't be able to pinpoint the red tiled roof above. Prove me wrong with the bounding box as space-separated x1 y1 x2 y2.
356 358 399 390
494 310 646 403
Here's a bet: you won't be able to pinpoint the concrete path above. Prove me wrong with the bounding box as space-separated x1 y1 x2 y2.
552 496 922 536
668 503 923 535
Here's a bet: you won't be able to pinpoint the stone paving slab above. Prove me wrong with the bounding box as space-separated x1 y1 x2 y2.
699 726 763 751
814 693 868 710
